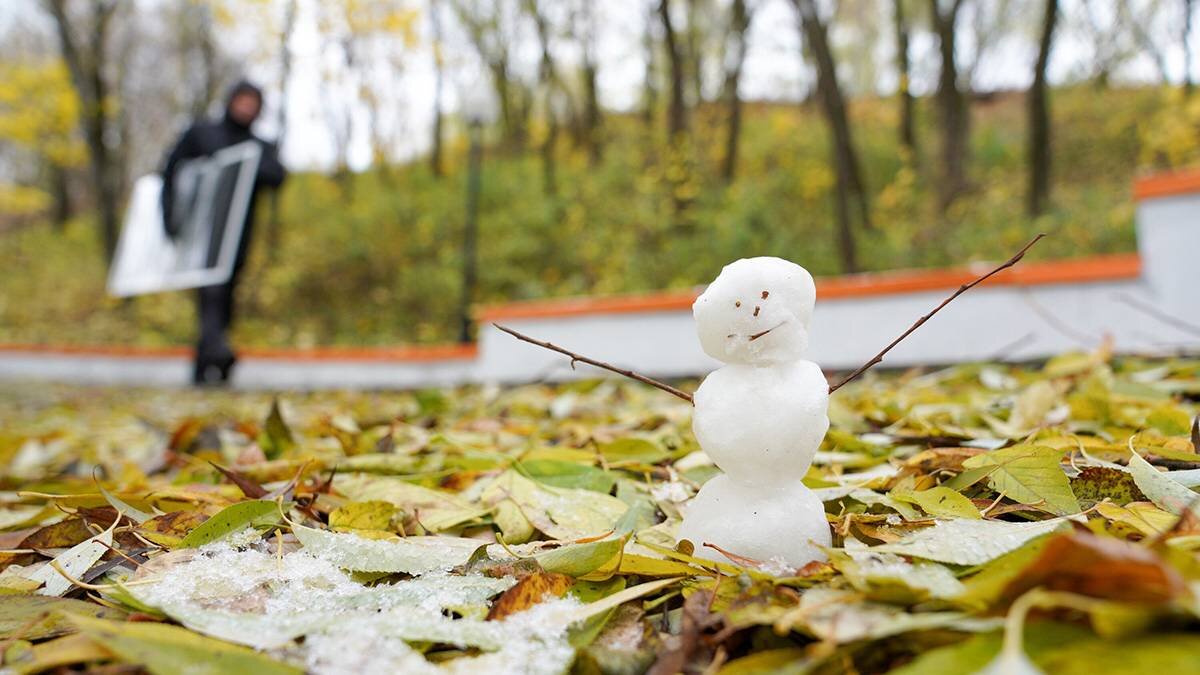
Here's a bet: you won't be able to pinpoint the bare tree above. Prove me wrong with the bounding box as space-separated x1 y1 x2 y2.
720 0 752 182
430 0 446 176
893 0 916 155
44 0 121 260
454 0 530 148
792 0 870 273
659 0 688 140
641 0 659 129
575 1 603 163
1186 0 1195 93
266 0 298 261
1028 0 1058 216
524 0 559 195
929 0 969 210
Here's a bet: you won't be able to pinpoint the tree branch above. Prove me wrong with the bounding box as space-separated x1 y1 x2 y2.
492 323 694 404
827 234 1047 393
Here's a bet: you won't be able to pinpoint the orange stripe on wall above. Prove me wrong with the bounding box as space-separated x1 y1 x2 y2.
1134 169 1200 201
0 342 478 363
479 253 1143 320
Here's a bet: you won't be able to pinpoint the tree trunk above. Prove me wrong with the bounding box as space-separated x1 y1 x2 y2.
430 0 445 176
266 0 297 263
894 0 916 155
720 0 750 182
577 1 603 163
1027 0 1058 216
642 0 659 129
1186 0 1195 94
930 0 968 211
50 163 72 229
793 0 869 273
526 0 558 195
46 0 120 261
685 0 704 105
659 0 688 140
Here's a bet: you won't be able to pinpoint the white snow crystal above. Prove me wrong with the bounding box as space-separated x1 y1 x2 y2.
128 541 583 674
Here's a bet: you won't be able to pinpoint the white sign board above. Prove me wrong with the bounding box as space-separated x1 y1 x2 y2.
107 141 262 297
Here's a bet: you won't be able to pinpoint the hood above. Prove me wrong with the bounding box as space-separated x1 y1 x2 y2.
222 79 264 129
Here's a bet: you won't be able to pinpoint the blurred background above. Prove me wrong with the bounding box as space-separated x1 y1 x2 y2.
1 0 1197 350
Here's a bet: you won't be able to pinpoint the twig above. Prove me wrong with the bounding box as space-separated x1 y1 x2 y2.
493 323 695 404
1113 292 1200 338
828 234 1047 393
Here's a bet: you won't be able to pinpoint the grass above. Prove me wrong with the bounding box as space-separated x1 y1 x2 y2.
0 85 1185 349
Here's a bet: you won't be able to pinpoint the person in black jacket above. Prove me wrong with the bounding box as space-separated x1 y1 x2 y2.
161 79 286 385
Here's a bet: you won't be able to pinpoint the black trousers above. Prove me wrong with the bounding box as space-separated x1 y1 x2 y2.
193 281 237 384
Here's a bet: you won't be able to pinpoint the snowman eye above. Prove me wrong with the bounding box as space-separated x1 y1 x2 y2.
761 290 769 299
735 301 741 308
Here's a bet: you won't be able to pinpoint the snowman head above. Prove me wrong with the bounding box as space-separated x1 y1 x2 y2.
693 257 816 365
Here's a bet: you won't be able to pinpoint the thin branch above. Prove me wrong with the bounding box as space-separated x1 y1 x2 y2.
828 234 1047 393
1113 292 1200 338
493 323 694 404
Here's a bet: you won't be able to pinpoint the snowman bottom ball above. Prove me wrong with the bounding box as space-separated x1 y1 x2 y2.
676 474 831 568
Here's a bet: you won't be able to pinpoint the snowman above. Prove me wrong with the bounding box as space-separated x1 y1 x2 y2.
676 257 832 567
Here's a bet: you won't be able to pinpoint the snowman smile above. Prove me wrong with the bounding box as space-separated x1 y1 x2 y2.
726 320 788 342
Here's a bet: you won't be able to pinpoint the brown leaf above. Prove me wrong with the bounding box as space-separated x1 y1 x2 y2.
485 571 573 620
137 510 211 547
1001 531 1185 603
20 517 105 550
648 590 720 675
1071 467 1145 505
209 462 268 498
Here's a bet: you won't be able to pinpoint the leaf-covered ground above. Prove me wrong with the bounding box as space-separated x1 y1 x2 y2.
1 350 1200 674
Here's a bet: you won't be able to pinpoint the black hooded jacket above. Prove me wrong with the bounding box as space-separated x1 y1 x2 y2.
160 80 286 274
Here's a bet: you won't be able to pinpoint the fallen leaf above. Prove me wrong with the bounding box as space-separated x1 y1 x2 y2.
486 571 573 620
293 524 485 573
66 612 302 675
177 500 279 548
870 518 1071 565
962 445 1080 515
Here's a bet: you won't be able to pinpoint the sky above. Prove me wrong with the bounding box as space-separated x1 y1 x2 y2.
2 0 1196 173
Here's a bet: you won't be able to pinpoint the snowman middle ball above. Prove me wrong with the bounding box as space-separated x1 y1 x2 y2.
692 361 829 484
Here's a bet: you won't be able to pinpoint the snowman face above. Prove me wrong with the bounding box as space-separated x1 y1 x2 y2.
692 257 816 365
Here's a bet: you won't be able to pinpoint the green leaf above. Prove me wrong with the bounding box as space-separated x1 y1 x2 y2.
329 501 397 532
717 649 812 675
0 596 124 641
962 445 1080 515
1126 451 1200 517
97 483 152 524
954 535 1056 610
293 524 485 573
534 537 625 577
891 486 980 519
177 501 279 548
480 470 629 541
333 473 486 532
519 460 616 493
596 438 669 465
1146 406 1192 436
66 613 301 675
870 518 1071 565
258 398 295 460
